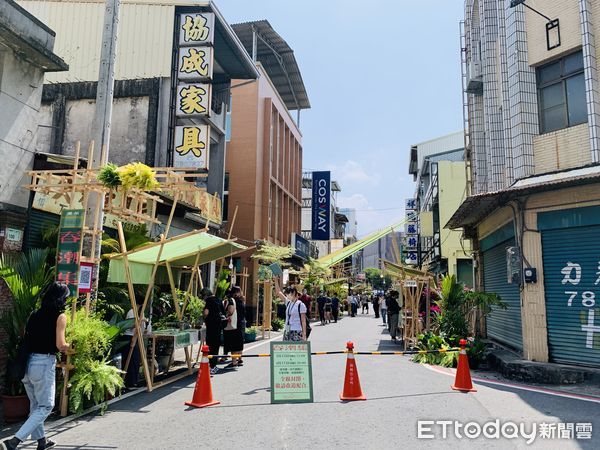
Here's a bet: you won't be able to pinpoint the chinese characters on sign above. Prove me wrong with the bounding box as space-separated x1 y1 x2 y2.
57 209 84 297
560 261 600 350
270 342 313 404
405 198 418 266
174 125 210 169
172 12 215 171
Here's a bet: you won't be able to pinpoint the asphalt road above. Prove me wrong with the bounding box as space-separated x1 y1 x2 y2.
9 313 600 449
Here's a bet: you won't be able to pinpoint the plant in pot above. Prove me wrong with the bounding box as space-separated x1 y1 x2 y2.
154 340 172 373
0 249 52 423
66 309 124 414
244 326 257 343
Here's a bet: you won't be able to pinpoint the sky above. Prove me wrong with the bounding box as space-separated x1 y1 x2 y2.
217 0 465 237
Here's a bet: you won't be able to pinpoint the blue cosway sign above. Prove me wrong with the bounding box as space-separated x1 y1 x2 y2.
311 171 331 241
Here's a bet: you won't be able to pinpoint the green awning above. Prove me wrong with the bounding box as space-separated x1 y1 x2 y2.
107 232 247 284
317 221 406 268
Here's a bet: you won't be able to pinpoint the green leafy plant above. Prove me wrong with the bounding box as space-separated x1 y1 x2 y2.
66 310 124 413
215 269 231 300
412 332 450 365
0 249 52 395
97 163 122 189
301 258 331 293
252 242 294 282
435 275 469 342
117 162 159 190
68 359 123 414
271 318 285 332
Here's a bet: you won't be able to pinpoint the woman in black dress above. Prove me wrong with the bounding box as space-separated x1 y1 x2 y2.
201 288 224 375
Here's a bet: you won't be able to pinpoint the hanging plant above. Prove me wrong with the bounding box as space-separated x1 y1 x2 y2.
117 162 159 191
97 163 122 189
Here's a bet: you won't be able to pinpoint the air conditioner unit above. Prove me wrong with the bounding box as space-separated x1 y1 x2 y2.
466 59 483 94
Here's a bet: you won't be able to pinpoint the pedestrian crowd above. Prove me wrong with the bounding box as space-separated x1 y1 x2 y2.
346 289 403 342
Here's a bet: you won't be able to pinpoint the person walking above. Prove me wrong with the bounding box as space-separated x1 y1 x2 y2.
275 279 307 342
361 294 369 314
372 294 380 319
331 294 340 323
222 292 241 370
202 288 225 375
317 292 326 325
349 293 359 317
299 289 312 321
386 290 401 342
324 295 333 324
2 282 71 450
379 294 387 326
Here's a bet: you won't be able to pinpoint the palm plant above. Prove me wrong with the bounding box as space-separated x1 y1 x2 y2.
0 249 52 395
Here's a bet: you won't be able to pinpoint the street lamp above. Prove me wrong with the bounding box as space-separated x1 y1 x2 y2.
510 0 560 51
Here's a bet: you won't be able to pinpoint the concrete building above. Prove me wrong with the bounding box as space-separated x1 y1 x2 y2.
360 232 403 271
223 20 310 314
16 0 258 242
408 132 473 286
0 0 67 394
0 0 67 253
448 0 600 367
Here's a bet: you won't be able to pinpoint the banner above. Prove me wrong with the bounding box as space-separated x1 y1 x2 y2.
311 171 331 241
56 209 84 297
292 233 310 260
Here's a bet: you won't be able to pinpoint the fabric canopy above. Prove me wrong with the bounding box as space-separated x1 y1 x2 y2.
317 221 405 268
107 232 247 284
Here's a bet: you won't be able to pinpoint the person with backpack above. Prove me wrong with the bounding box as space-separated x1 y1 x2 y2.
2 282 71 450
274 279 308 341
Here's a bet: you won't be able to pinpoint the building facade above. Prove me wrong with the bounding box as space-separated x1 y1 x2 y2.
449 0 600 367
408 132 473 286
0 0 67 253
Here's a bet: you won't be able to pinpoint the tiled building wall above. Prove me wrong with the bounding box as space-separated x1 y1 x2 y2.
533 123 592 173
581 0 600 162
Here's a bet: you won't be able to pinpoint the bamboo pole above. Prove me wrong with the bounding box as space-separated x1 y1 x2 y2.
117 222 154 391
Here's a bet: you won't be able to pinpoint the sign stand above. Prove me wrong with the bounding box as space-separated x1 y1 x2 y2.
270 341 313 404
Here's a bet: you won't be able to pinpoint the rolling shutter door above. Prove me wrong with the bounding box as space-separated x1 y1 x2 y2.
541 225 600 367
25 209 60 250
482 237 523 350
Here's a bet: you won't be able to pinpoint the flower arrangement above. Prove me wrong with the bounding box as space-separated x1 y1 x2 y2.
118 162 159 190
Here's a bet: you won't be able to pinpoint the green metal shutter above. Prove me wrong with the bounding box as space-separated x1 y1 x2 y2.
482 238 523 350
541 225 600 367
25 209 60 250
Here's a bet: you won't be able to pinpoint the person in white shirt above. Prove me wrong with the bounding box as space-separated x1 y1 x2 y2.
274 278 307 341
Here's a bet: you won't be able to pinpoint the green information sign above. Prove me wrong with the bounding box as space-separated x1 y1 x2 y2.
270 341 313 404
56 209 85 297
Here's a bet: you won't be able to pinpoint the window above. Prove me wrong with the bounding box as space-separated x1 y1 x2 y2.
222 172 229 222
537 51 587 134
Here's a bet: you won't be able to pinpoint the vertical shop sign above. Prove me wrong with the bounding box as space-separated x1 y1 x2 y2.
311 171 331 241
172 11 215 169
57 209 84 297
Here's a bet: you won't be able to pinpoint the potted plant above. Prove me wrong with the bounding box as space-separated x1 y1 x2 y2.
244 326 257 343
0 249 52 422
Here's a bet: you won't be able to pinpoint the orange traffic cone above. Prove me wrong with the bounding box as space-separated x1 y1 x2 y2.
451 339 477 392
185 345 220 408
340 341 366 401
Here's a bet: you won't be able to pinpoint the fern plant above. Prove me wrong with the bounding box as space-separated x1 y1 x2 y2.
97 163 121 189
68 359 123 414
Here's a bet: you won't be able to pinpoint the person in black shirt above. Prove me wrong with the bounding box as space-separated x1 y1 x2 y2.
331 295 340 323
317 293 326 325
201 288 225 375
2 282 70 450
372 294 380 318
386 290 401 342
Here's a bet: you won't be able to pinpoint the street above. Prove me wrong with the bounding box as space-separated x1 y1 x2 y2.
19 314 600 450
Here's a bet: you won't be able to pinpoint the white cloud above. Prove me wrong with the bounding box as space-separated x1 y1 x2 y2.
337 194 403 237
328 160 380 187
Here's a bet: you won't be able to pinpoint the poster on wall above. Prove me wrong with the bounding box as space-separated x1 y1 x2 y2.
311 171 331 241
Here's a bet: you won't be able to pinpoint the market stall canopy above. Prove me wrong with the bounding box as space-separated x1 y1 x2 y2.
317 221 405 268
107 231 247 284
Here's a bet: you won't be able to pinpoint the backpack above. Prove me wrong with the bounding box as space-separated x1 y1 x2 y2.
299 302 312 339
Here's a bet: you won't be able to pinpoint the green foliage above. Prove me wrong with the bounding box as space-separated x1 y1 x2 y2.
364 268 392 291
215 269 231 300
245 326 258 335
97 163 122 189
436 275 469 341
185 294 205 327
66 310 124 414
153 290 205 329
68 359 123 414
271 318 285 332
251 242 294 265
412 332 450 365
117 162 159 190
302 258 331 293
0 249 52 395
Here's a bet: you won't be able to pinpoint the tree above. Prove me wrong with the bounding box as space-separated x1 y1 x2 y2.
364 268 392 291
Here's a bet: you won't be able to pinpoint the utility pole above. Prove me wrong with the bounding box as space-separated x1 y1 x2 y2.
86 0 121 294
